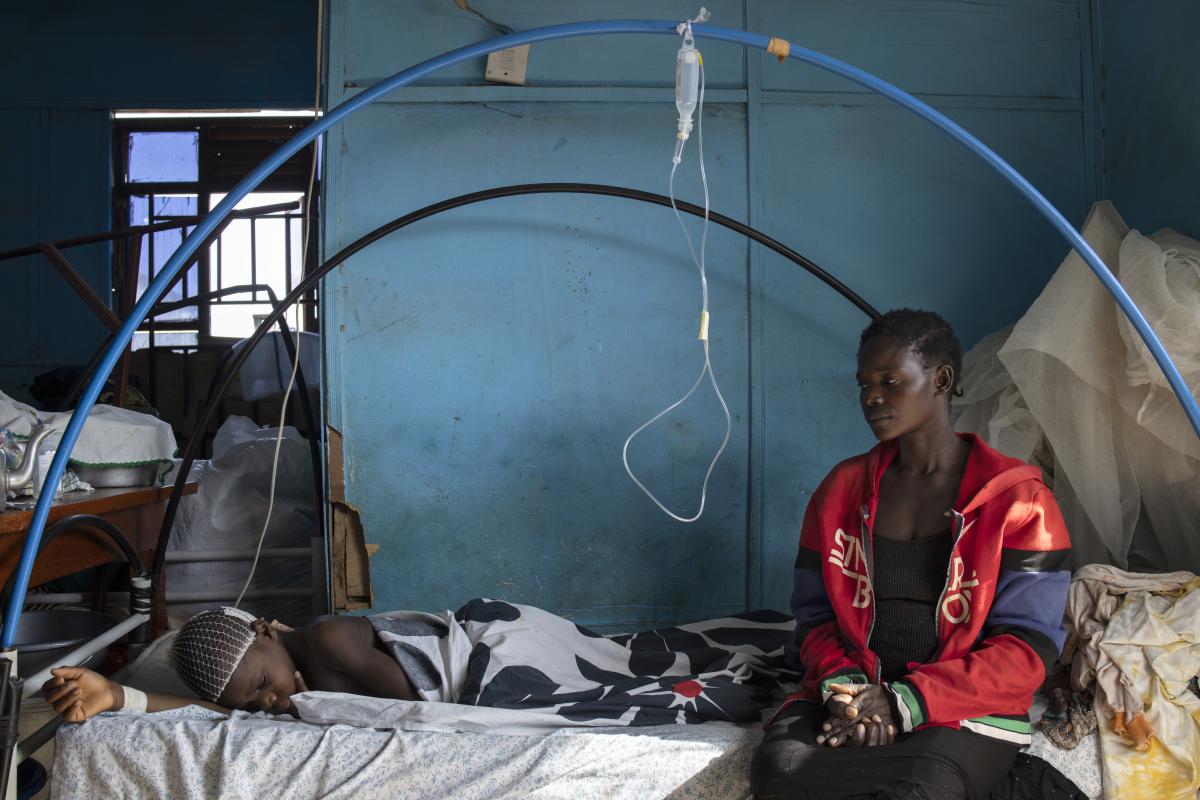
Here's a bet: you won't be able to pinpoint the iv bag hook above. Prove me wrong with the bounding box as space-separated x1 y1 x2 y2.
676 7 710 43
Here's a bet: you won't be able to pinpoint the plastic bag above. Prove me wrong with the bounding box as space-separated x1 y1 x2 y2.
166 415 317 625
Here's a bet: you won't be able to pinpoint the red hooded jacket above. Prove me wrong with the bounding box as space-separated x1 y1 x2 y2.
784 433 1071 745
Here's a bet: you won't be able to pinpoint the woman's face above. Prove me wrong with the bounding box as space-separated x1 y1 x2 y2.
218 623 299 714
856 336 950 441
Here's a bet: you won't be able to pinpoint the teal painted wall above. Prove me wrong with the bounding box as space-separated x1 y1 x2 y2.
324 1 1096 626
1 0 1185 627
0 2 316 402
1096 0 1200 236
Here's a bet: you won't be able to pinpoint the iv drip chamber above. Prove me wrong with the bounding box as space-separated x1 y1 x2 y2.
675 43 700 140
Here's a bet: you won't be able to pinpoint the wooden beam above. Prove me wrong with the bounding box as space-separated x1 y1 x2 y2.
112 233 144 408
37 242 121 332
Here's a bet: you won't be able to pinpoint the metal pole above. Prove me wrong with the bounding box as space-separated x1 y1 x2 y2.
20 614 148 700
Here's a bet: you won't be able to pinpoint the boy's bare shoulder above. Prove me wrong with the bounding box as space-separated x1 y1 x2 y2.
306 616 374 659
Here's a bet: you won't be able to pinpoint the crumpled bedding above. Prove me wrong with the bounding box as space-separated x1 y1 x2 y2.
349 600 796 730
1067 564 1196 726
1089 575 1200 796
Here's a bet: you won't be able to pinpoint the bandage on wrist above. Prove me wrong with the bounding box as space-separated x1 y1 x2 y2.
120 685 148 713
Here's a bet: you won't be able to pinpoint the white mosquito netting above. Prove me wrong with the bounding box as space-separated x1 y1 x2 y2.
953 201 1200 572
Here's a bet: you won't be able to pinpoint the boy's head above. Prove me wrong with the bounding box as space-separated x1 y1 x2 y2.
170 607 300 713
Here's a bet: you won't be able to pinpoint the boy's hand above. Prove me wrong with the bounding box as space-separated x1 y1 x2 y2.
282 670 309 717
42 666 120 723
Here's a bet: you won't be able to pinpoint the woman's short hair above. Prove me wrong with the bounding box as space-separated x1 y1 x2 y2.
169 607 258 703
859 308 963 394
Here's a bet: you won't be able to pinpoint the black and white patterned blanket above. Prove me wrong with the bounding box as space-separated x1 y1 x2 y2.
364 599 798 727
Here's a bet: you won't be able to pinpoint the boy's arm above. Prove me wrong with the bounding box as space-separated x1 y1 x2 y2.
43 666 229 723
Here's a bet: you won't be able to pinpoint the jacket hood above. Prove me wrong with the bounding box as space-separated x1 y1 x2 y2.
863 433 1044 517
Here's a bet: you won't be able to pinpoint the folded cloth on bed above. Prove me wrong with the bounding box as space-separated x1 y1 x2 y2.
294 600 798 733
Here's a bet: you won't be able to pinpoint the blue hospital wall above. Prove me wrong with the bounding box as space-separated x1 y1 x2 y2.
324 1 1094 625
1096 0 1200 236
0 2 316 402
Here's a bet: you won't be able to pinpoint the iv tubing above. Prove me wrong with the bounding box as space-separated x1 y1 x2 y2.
624 55 732 522
148 180 878 622
6 19 1198 648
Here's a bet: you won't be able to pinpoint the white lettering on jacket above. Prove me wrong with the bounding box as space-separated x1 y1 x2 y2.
829 528 873 609
941 555 980 624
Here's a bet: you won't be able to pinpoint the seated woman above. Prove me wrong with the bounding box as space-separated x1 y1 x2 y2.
751 309 1071 800
44 599 793 726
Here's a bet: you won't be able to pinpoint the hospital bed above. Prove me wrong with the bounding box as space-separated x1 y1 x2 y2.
46 628 1103 800
51 630 762 800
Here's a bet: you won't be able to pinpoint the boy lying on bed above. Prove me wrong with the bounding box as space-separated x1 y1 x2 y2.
43 600 794 725
44 606 412 719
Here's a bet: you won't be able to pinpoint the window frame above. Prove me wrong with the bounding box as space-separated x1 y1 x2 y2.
112 117 320 347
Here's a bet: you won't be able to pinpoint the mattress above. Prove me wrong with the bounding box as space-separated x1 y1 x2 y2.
50 632 762 800
49 632 1105 800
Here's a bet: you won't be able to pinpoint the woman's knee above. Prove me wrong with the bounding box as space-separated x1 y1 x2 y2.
749 737 808 799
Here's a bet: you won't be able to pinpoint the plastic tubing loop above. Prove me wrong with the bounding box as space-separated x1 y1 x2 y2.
149 181 879 574
7 18 1198 648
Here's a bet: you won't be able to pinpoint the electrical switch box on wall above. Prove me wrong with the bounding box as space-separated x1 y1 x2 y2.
486 45 529 85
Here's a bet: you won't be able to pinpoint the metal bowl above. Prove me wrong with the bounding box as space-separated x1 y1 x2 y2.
71 463 160 488
13 609 119 678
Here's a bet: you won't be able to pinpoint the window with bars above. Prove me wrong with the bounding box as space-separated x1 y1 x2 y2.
113 118 319 350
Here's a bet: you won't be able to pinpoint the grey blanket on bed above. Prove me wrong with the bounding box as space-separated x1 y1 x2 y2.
365 599 798 727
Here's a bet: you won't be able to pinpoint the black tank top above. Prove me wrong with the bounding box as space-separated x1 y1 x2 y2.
869 530 951 681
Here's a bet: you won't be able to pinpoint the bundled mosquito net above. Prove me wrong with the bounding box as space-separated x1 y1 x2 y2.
953 202 1200 571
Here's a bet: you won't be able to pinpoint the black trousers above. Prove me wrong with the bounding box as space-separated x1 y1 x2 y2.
751 701 1019 800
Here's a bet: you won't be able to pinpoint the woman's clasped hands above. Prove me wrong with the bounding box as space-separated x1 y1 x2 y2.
815 682 899 747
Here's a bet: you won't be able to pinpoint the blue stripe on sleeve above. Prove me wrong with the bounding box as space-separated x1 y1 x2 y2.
791 566 832 631
986 569 1070 651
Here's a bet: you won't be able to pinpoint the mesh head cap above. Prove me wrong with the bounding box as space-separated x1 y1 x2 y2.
169 607 259 703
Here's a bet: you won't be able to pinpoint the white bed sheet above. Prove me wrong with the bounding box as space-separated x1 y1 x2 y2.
50 632 1105 800
50 632 760 800
51 706 760 800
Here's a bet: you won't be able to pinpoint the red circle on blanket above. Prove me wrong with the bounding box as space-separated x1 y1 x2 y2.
673 680 702 698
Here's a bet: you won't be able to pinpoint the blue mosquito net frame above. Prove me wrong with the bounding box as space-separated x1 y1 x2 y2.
5 19 1198 649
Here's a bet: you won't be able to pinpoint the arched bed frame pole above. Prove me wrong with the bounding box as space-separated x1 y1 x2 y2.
8 19 1198 649
149 181 881 584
